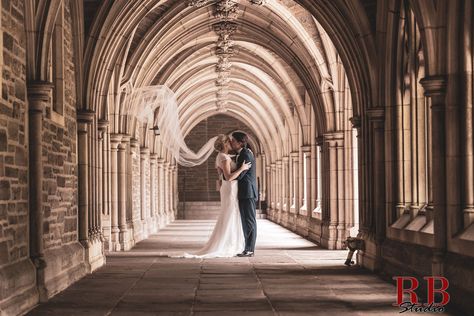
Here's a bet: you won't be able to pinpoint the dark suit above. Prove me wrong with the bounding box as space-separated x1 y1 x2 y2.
236 147 257 252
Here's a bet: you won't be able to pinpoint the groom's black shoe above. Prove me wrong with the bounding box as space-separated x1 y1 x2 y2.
237 251 254 257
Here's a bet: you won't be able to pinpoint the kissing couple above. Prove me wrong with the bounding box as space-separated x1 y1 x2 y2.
182 131 258 258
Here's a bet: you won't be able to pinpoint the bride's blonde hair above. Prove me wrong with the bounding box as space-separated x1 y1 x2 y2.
214 134 230 152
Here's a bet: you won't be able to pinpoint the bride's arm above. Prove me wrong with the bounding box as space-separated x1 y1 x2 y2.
220 159 251 181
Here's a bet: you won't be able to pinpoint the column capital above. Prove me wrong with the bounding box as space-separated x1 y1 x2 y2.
323 131 344 142
282 156 289 163
121 134 131 144
98 119 109 131
290 151 299 158
77 109 95 124
27 82 53 112
301 145 311 153
265 166 271 172
420 76 447 97
110 133 122 145
140 147 150 157
276 160 282 167
366 108 384 122
157 158 165 164
150 153 158 161
130 138 139 149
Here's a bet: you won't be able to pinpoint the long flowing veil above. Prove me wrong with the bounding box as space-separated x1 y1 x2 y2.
124 85 217 167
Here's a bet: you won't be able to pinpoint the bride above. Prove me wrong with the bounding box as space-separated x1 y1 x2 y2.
182 134 251 258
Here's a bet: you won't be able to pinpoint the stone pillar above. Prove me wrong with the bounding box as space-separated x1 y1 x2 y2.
109 134 121 251
157 159 164 227
290 152 300 212
140 147 149 235
164 162 170 223
260 154 266 201
77 110 95 247
321 132 344 249
310 143 318 214
172 165 178 218
27 82 53 300
149 154 158 233
282 156 290 212
129 138 140 242
270 163 276 209
420 76 447 275
301 146 311 215
98 120 108 242
265 165 271 211
118 137 130 250
98 121 110 249
276 160 282 212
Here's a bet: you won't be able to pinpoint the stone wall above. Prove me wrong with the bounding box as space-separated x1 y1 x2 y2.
39 0 86 301
0 0 39 314
178 114 256 203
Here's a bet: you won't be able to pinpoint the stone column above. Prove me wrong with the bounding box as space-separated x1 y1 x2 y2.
149 154 158 233
140 147 149 231
290 152 300 212
420 76 447 275
301 146 311 215
282 156 290 212
276 160 282 211
173 165 178 218
118 137 130 250
321 132 344 249
129 138 140 242
260 154 266 201
164 162 170 223
270 163 276 209
156 159 164 227
109 134 121 251
265 165 271 211
98 121 109 233
310 143 318 214
27 83 53 299
97 124 105 240
77 110 95 247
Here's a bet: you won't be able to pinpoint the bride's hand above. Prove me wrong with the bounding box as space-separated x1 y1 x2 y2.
241 160 252 171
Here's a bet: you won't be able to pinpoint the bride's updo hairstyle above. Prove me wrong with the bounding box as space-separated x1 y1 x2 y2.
214 134 230 152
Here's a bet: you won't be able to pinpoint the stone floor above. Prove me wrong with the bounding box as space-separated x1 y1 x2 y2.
28 220 448 315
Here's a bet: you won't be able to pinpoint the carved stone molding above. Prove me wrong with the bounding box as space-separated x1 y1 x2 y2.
249 0 266 5
188 0 212 7
215 0 241 20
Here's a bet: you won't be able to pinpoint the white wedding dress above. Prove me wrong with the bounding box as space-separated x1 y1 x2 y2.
180 153 245 258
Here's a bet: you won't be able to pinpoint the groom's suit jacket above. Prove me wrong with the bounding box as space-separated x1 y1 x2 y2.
236 147 258 200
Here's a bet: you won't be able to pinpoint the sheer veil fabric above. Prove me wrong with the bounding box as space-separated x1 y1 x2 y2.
125 85 218 167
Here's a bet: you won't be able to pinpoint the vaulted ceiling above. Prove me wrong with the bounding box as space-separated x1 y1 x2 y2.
83 0 371 160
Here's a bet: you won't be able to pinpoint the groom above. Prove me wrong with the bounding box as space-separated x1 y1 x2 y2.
231 132 258 257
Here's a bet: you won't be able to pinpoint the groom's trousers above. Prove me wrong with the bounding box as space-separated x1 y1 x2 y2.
238 198 257 252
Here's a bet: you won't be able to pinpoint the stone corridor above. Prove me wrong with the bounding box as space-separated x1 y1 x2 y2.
27 220 438 316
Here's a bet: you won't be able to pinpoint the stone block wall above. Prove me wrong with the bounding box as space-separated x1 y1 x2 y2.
0 0 28 269
39 0 86 301
178 114 256 203
0 1 39 314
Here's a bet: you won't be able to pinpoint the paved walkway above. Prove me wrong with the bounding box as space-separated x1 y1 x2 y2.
28 220 436 315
